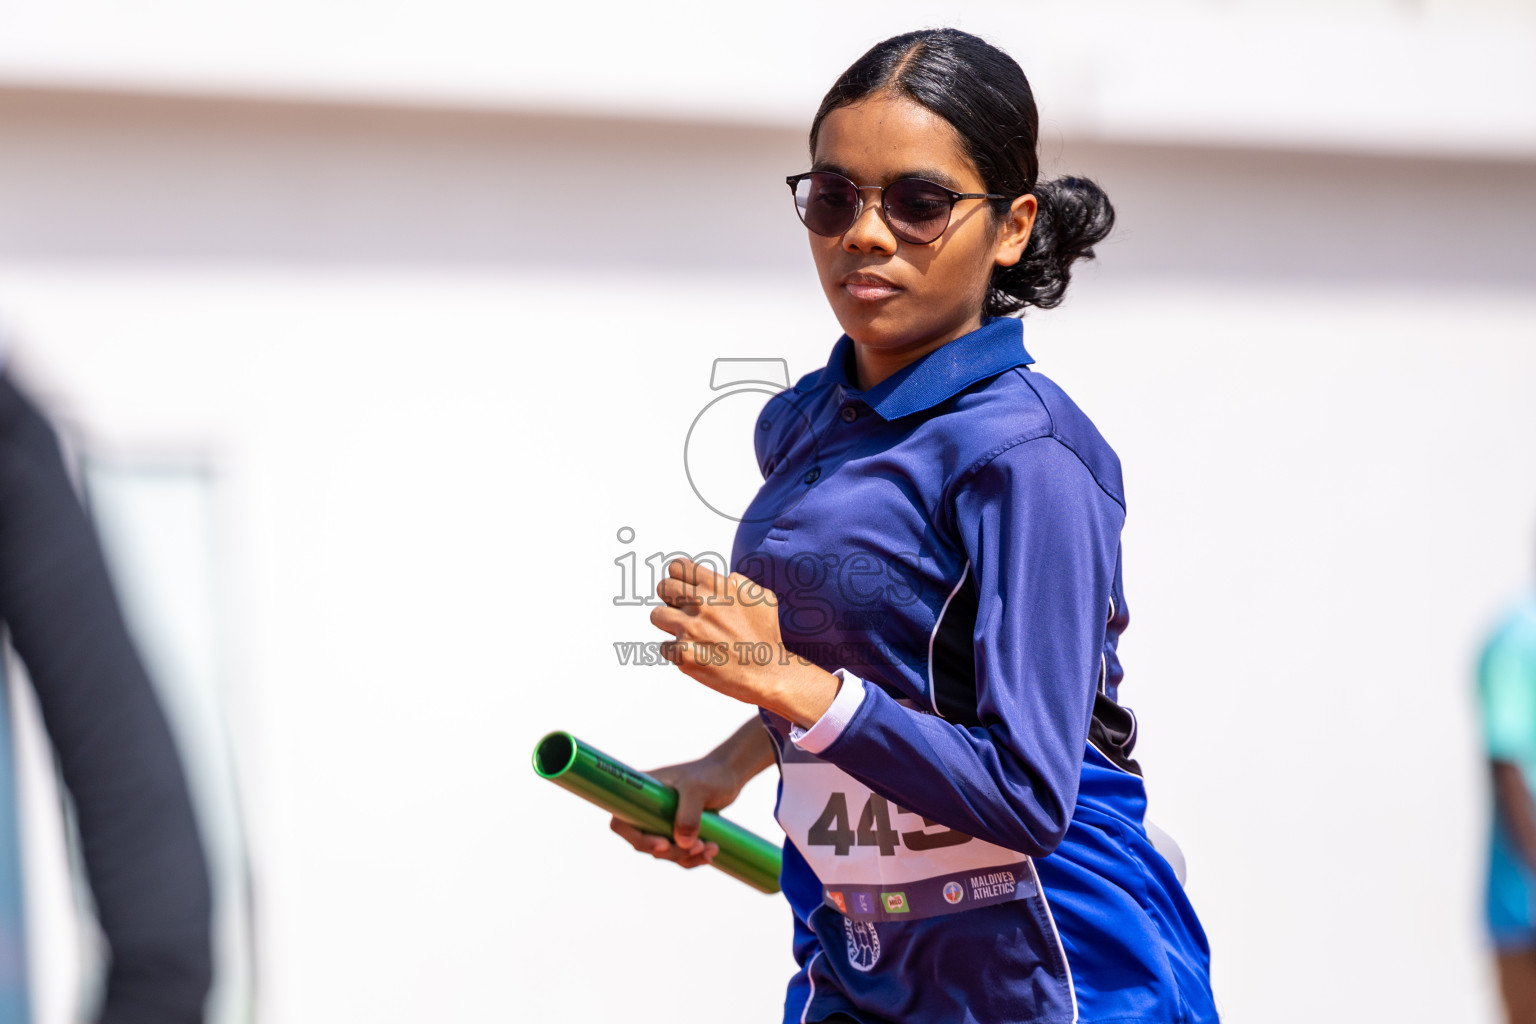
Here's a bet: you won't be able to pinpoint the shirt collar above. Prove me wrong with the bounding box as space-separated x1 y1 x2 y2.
804 316 1034 420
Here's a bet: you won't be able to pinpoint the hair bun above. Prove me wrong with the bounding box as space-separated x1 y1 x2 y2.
987 176 1116 315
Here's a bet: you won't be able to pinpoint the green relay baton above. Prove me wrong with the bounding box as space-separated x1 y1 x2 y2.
532 731 782 894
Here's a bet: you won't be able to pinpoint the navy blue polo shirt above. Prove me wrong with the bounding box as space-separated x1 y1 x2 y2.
730 317 1216 1024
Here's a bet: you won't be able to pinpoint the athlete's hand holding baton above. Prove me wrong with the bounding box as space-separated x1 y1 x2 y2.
606 718 776 870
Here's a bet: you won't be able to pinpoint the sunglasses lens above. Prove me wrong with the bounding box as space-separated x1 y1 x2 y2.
884 179 954 243
795 173 858 237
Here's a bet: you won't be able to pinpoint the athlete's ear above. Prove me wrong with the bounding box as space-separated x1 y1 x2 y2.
993 193 1037 269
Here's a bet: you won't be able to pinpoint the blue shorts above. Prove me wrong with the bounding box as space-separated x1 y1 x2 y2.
1489 823 1536 951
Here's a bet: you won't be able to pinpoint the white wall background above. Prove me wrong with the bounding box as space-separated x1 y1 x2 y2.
0 4 1533 1022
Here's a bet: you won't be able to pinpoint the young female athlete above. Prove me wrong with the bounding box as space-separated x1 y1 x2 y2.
609 28 1218 1024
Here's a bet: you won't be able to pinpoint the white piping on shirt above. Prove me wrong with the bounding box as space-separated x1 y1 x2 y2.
927 560 972 718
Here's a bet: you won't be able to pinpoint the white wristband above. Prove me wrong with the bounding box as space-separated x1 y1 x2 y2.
788 667 867 754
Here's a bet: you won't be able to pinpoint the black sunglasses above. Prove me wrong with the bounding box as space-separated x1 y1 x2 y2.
786 170 1008 245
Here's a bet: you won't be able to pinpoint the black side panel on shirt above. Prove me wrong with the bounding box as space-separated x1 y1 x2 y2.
929 570 1143 776
928 564 979 726
1088 692 1142 776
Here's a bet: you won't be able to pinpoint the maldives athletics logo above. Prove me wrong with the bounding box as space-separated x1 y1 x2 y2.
942 881 964 905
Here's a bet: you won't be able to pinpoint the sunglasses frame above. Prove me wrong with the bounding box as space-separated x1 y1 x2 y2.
786 170 1009 245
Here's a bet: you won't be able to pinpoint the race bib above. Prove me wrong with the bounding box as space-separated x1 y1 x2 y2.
776 742 1037 922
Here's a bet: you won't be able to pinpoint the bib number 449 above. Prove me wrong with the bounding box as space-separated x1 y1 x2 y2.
806 792 972 856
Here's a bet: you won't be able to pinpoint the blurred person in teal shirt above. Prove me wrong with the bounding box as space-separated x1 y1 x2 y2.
1480 586 1536 1023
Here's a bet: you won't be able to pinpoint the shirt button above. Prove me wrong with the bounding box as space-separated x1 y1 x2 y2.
803 467 821 485
840 406 858 423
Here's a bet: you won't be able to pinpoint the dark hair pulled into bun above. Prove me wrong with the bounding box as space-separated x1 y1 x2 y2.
988 176 1115 314
810 28 1116 316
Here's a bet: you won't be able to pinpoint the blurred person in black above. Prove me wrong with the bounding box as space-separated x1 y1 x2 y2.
0 362 211 1023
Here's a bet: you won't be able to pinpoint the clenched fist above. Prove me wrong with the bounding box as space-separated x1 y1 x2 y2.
648 557 841 729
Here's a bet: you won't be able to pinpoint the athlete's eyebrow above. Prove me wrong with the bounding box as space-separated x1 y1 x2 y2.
897 168 967 191
808 161 968 192
809 159 855 179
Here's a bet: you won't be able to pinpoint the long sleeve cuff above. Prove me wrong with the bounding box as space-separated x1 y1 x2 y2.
788 667 866 754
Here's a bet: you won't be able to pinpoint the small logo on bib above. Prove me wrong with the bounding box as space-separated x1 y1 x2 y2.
825 890 847 914
942 881 964 904
844 917 881 971
880 891 910 914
